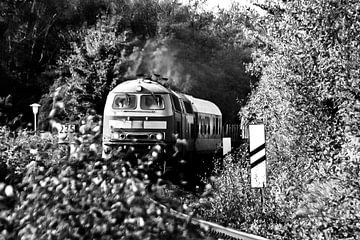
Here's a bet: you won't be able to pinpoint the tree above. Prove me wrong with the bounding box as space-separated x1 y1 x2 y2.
134 1 256 123
241 0 360 238
0 0 112 125
41 0 256 124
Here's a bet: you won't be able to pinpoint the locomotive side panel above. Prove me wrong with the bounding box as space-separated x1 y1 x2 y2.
194 112 222 153
185 95 222 154
170 93 196 152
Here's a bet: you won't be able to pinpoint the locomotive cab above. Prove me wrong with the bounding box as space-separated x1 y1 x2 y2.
103 78 184 158
102 78 222 161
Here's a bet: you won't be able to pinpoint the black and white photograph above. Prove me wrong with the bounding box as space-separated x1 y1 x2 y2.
0 0 359 239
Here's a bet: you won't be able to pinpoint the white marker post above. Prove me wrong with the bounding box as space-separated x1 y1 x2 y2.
249 123 267 212
30 103 41 132
249 124 266 188
222 137 232 155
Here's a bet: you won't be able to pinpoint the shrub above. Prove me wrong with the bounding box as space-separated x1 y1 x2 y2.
0 108 210 239
195 144 281 239
238 0 360 239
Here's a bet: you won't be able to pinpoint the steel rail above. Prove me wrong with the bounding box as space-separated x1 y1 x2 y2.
150 198 268 240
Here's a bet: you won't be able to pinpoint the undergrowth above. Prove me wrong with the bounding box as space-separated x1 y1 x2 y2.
0 96 214 239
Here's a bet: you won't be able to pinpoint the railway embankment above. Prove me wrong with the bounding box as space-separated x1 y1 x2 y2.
0 117 267 240
1 107 359 239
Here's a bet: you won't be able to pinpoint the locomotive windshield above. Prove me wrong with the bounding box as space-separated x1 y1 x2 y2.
140 95 165 110
113 94 136 109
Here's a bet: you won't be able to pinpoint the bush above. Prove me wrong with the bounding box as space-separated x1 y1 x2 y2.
237 1 360 239
195 144 281 239
0 126 58 185
0 110 210 240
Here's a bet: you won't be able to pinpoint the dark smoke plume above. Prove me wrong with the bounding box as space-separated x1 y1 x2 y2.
126 38 252 123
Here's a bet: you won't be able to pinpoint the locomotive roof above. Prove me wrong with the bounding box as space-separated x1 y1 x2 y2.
185 95 222 116
111 78 222 116
111 79 172 94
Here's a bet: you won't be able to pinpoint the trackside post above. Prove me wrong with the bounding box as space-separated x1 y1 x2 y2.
222 137 231 155
249 124 267 188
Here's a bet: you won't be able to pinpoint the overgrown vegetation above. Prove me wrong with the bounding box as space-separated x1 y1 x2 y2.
0 105 214 239
195 144 281 237
1 0 254 125
150 0 360 239
237 0 360 239
1 0 360 239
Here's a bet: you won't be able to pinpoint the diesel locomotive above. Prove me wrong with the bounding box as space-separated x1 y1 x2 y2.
102 77 222 160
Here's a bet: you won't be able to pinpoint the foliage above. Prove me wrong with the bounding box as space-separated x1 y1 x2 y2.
194 144 280 239
40 17 135 121
239 0 360 238
154 2 256 123
0 127 57 184
0 0 108 123
39 0 176 122
0 100 211 239
0 0 256 124
46 0 255 123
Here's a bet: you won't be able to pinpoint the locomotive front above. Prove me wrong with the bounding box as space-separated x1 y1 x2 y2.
102 78 175 158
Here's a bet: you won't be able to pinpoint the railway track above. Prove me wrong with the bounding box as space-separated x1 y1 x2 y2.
149 198 268 240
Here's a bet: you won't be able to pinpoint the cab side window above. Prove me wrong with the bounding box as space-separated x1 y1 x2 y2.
183 101 193 114
171 95 182 112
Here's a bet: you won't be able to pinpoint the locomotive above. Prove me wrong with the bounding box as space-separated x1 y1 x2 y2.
102 77 222 161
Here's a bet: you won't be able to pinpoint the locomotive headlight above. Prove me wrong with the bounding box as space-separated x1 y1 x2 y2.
155 133 163 140
136 86 142 92
111 132 120 139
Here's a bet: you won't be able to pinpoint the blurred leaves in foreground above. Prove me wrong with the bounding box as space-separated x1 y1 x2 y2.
0 125 212 240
